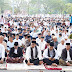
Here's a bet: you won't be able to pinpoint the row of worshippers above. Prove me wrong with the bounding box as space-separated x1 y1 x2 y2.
0 37 72 66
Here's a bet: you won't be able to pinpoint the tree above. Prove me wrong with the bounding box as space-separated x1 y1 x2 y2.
0 0 11 13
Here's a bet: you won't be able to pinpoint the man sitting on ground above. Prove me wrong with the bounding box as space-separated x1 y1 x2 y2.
59 43 72 66
6 42 24 63
43 41 59 66
25 41 43 65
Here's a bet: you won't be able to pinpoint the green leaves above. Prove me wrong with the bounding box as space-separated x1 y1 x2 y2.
0 0 72 14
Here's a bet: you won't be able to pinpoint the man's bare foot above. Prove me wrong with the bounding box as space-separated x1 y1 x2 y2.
0 61 3 64
27 62 34 65
66 62 71 66
51 63 57 67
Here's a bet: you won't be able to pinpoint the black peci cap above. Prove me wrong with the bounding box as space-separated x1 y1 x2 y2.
38 33 41 35
46 40 50 43
66 43 70 45
59 33 62 36
31 41 36 44
32 37 36 40
50 42 54 46
14 42 18 46
41 36 44 38
27 35 31 38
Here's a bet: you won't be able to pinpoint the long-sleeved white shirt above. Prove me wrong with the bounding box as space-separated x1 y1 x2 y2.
43 48 58 59
38 40 46 50
13 39 22 46
36 38 41 44
0 44 5 59
57 43 65 58
26 46 42 60
67 50 71 61
7 41 14 50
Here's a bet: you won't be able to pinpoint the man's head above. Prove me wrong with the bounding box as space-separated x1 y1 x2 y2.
0 29 1 32
31 41 36 48
27 35 31 41
61 39 65 45
59 29 62 32
49 41 54 50
53 36 57 42
27 29 30 33
1 15 3 18
16 34 19 40
12 34 15 39
40 36 44 42
59 33 62 37
46 40 50 46
38 33 41 38
23 29 26 32
9 35 13 42
14 42 18 49
32 37 36 41
24 33 28 39
51 33 55 38
15 27 17 31
66 43 70 50
0 36 3 43
48 31 50 36
64 36 68 41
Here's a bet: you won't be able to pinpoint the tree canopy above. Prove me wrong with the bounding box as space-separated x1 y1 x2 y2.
0 0 72 15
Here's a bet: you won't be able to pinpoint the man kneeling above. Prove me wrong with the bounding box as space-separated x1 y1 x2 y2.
25 41 43 65
43 41 59 66
6 42 24 63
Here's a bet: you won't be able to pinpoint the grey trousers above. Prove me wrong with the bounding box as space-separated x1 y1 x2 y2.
59 59 72 66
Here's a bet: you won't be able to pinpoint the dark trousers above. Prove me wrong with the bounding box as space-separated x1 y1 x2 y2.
5 52 7 57
6 57 24 63
43 58 59 65
70 23 72 26
25 58 39 65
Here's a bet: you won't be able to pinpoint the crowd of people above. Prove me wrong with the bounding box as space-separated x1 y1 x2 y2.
0 14 72 67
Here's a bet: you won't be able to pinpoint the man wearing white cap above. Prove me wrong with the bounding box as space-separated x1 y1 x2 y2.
64 36 70 45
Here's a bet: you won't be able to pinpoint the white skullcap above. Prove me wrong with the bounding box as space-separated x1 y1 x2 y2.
61 38 65 41
64 36 68 39
53 36 57 39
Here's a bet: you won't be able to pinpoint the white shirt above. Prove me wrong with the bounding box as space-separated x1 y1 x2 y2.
21 38 27 45
7 41 14 50
1 27 5 33
55 32 59 37
36 38 41 43
67 50 71 61
38 40 46 50
13 39 22 46
43 48 58 59
0 44 5 58
12 31 19 34
26 46 42 60
14 49 17 54
4 37 8 42
57 43 65 58
30 32 38 38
